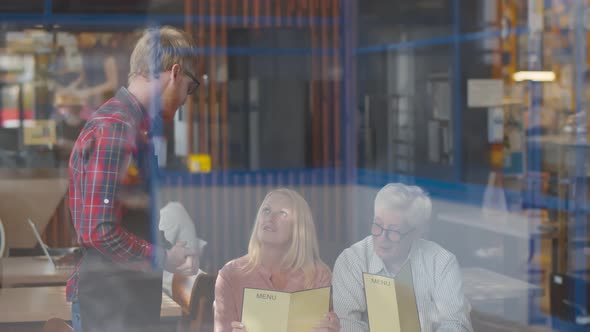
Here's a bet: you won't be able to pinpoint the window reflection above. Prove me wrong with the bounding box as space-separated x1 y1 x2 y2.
0 1 588 332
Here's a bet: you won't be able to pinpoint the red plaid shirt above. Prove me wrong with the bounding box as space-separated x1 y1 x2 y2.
66 88 164 301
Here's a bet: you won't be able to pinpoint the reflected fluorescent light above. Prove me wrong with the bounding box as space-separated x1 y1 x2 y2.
513 71 556 82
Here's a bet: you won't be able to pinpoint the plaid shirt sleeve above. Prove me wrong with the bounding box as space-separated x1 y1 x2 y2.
76 121 161 264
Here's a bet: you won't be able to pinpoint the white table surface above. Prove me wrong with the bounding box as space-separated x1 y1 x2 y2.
462 267 542 301
436 200 540 239
1 256 72 287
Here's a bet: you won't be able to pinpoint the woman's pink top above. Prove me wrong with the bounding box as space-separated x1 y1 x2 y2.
214 255 332 332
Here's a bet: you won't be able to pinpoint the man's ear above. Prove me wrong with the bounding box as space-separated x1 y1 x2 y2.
171 64 181 81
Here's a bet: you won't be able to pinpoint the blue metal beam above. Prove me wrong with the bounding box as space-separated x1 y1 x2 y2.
43 0 52 16
176 47 339 56
524 1 545 325
343 0 358 185
356 25 528 55
452 0 461 182
0 13 338 27
572 0 588 319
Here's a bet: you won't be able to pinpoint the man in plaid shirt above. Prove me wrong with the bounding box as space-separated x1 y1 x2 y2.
67 26 201 332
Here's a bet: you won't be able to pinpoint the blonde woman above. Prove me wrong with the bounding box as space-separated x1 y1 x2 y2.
214 188 340 332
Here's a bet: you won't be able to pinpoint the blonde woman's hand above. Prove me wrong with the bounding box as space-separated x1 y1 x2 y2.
231 321 246 332
312 312 340 332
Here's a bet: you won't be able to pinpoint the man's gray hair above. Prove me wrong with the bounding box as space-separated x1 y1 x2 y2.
374 183 432 228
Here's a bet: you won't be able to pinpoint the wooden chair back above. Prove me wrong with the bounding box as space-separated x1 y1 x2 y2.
172 272 217 332
0 218 5 258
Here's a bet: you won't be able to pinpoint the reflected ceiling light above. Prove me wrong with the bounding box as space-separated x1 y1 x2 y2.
513 71 556 82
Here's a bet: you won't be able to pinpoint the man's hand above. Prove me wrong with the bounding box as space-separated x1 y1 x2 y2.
312 312 340 332
164 241 199 275
175 253 200 276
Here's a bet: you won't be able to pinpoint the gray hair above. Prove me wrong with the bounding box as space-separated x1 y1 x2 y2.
374 183 432 228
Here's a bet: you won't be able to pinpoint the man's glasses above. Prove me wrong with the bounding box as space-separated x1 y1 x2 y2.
182 68 200 95
370 223 414 242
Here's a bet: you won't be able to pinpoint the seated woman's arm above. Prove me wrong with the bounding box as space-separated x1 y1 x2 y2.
432 255 473 332
214 268 240 332
332 251 370 332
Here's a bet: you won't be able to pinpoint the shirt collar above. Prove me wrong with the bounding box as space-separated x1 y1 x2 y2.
368 236 388 275
367 236 417 276
115 87 150 133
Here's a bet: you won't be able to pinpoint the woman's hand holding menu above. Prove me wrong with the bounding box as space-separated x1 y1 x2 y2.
231 321 246 332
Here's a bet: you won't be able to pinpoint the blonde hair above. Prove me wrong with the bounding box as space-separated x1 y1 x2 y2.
245 188 326 287
128 26 196 84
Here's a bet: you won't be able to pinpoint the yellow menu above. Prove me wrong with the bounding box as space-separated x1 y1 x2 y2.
241 287 330 332
363 262 420 332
